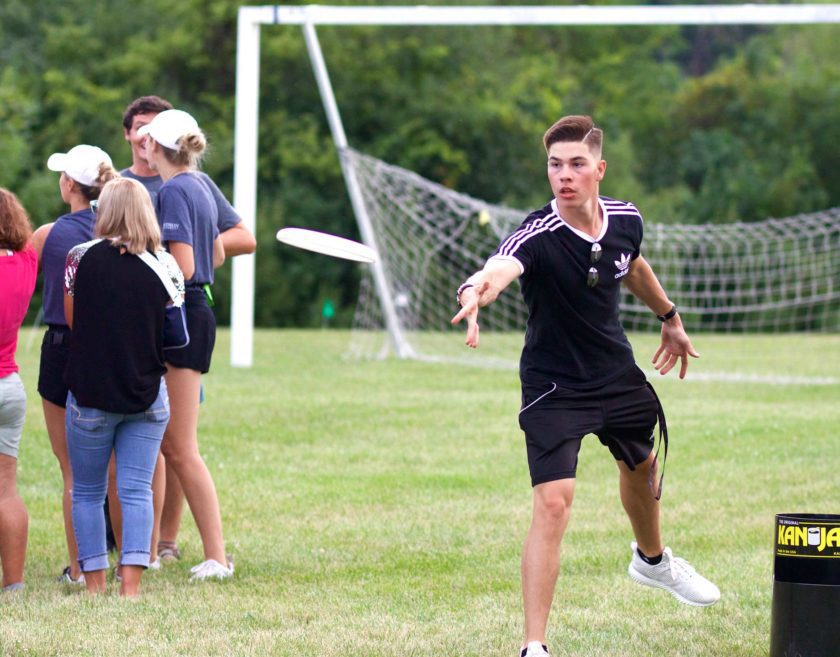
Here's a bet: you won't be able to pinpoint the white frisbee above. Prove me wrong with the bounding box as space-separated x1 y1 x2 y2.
275 227 378 263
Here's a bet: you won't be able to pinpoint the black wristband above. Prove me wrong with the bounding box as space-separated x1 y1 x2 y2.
456 282 474 305
657 304 678 322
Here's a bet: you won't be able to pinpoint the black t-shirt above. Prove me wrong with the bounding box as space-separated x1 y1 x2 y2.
490 197 644 389
64 240 169 413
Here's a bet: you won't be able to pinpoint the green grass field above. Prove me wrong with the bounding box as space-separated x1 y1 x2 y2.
1 329 838 657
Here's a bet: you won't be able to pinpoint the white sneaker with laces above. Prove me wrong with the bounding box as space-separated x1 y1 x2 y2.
628 541 720 606
189 558 234 581
520 641 549 657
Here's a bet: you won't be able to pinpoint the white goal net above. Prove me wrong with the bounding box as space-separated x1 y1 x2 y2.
346 147 839 363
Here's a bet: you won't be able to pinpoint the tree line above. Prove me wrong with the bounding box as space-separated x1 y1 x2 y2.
2 0 838 327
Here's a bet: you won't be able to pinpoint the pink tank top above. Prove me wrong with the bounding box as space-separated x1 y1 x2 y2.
0 246 38 377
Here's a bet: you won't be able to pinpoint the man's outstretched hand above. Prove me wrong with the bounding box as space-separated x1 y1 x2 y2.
451 281 489 349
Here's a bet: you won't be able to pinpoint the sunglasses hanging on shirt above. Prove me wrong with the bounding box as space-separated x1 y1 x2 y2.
587 242 602 288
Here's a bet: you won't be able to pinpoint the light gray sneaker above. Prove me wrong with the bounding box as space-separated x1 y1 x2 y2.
628 541 720 606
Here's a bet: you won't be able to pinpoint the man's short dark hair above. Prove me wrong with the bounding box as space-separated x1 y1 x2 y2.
122 95 173 130
543 115 603 156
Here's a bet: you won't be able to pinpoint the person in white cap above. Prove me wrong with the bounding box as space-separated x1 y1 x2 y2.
121 96 256 256
118 95 255 566
140 109 233 580
30 145 119 585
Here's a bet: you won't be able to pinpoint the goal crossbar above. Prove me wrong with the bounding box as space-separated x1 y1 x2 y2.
231 4 840 366
242 5 840 26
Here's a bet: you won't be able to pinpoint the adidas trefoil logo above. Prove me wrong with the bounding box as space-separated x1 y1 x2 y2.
614 253 631 279
614 253 631 271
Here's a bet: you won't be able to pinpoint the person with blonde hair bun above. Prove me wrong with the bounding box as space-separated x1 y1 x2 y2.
30 145 119 585
118 95 256 566
0 188 38 593
63 177 184 596
140 109 232 580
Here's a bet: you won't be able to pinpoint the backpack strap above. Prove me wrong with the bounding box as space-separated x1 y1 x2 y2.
137 251 184 307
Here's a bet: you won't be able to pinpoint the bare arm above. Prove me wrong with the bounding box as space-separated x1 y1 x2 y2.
213 234 226 269
450 258 521 348
622 255 673 315
220 223 256 257
31 223 54 266
63 292 73 329
623 255 699 378
168 241 195 281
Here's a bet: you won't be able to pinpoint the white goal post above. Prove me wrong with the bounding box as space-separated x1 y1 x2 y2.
231 4 840 366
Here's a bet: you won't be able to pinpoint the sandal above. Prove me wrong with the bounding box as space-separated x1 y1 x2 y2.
157 541 181 562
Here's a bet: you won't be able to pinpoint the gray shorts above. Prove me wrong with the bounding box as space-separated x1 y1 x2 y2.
0 372 26 458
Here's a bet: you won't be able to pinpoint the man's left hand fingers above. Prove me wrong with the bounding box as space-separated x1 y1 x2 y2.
658 353 677 376
679 354 689 379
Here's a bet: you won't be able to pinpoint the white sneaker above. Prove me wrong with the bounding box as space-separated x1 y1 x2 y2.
189 558 234 581
628 541 720 606
520 641 549 657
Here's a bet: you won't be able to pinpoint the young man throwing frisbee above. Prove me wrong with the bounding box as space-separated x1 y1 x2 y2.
451 115 719 657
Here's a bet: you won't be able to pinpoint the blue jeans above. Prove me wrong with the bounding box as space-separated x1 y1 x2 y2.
65 383 169 572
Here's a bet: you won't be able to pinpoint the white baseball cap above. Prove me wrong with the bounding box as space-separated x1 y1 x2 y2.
47 145 113 187
137 109 200 150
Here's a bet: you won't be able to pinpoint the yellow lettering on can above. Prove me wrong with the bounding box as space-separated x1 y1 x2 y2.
823 527 840 551
779 526 788 545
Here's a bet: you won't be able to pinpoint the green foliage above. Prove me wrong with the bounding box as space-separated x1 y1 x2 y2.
646 26 838 222
1 1 838 326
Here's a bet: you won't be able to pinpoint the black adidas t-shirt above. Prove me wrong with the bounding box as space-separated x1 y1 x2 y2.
490 197 644 390
64 240 170 413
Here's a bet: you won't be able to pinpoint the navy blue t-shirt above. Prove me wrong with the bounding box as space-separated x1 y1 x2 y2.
120 170 163 204
156 172 220 286
121 168 240 232
41 209 97 325
489 197 644 390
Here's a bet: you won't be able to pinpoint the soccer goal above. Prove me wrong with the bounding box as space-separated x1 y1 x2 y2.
232 4 840 366
345 148 839 365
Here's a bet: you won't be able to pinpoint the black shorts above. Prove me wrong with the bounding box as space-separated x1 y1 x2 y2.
164 288 216 374
518 365 661 487
37 326 71 408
